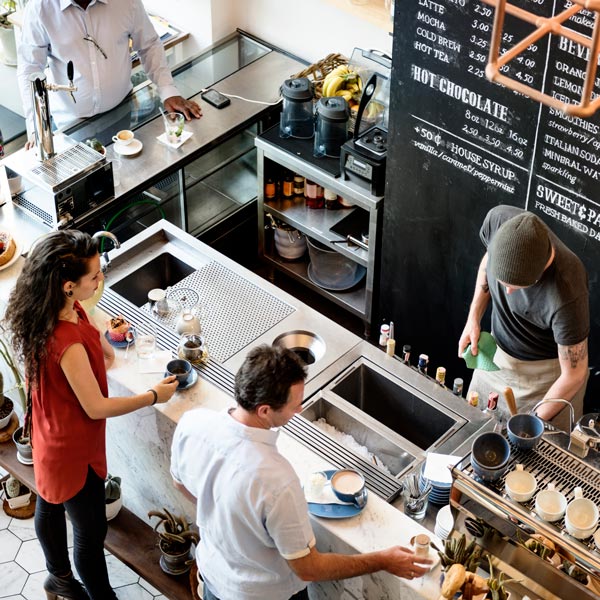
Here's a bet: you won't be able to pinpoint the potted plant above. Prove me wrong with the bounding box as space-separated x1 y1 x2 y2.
0 335 31 462
485 555 520 600
148 508 199 575
0 371 14 430
1 474 31 509
436 533 483 572
0 0 17 66
105 474 122 521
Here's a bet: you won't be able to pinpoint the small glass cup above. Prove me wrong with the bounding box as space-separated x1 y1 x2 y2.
165 112 185 144
402 476 430 521
136 333 156 360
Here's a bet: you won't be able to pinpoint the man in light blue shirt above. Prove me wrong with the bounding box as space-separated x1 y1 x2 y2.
17 0 201 139
171 344 432 600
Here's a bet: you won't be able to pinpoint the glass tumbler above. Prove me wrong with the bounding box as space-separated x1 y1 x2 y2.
402 475 430 521
165 112 185 144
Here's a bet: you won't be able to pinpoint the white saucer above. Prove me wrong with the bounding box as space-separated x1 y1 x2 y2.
17 452 34 466
0 238 22 272
114 139 143 156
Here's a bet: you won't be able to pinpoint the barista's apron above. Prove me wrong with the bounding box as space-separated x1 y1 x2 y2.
468 346 587 433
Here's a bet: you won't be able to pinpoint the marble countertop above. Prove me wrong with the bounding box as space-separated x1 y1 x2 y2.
0 217 446 599
95 305 446 599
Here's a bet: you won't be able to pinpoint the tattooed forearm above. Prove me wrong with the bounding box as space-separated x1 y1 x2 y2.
558 341 588 368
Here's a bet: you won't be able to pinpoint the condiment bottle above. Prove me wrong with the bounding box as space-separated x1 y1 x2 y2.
293 174 305 195
386 321 396 357
379 323 390 348
324 187 339 209
265 177 276 200
402 344 411 365
435 366 446 387
417 353 429 374
468 390 479 408
282 172 294 197
452 378 464 397
305 179 324 209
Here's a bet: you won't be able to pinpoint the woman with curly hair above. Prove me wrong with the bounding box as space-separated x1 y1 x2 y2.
3 230 178 600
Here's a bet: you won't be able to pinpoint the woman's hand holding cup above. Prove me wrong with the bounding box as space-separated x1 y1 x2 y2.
153 376 179 403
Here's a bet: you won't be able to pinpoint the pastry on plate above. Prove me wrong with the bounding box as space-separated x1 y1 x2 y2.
107 316 131 342
0 231 17 267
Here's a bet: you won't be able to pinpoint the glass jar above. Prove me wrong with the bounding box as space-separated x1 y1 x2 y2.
178 333 207 363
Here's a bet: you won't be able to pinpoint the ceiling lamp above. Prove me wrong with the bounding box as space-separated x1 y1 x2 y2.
484 0 600 117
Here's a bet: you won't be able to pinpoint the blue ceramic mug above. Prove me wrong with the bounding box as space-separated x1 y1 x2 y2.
331 469 367 508
166 358 192 385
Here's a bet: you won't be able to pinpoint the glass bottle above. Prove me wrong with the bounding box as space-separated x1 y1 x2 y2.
402 344 411 365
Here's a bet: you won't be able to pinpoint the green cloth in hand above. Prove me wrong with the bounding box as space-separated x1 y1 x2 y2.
462 331 500 371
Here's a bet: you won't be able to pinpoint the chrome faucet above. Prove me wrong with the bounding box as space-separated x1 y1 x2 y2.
531 398 599 458
30 61 77 162
92 230 120 272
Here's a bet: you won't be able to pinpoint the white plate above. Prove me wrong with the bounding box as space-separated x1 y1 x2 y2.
113 139 143 156
0 238 22 271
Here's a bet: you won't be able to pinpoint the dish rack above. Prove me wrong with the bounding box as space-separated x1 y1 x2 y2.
451 432 600 599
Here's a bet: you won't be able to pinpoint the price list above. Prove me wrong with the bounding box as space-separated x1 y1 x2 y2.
394 0 600 243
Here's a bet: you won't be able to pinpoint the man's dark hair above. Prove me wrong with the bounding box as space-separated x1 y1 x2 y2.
235 344 307 411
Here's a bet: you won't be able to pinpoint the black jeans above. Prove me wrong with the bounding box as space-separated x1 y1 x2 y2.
203 580 309 600
35 465 117 600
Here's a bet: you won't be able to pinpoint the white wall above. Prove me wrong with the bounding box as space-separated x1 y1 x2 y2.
142 0 392 65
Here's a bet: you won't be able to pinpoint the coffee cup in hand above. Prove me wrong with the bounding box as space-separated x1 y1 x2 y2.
166 358 192 385
112 129 134 146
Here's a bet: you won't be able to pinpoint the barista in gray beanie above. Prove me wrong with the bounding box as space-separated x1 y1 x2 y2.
458 205 589 431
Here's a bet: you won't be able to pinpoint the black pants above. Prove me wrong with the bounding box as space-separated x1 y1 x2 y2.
34 465 118 600
203 580 309 600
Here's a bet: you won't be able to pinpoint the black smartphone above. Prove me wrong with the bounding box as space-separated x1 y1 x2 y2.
201 89 231 109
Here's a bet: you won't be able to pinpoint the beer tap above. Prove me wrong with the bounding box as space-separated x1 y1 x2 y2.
30 61 77 162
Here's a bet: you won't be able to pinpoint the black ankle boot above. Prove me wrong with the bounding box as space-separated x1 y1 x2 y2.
43 573 90 600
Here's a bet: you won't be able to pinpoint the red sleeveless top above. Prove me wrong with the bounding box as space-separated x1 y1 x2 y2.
32 302 108 503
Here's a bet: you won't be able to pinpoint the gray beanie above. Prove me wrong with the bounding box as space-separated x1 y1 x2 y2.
488 213 551 286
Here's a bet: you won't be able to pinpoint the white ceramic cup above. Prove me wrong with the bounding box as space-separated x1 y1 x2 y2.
535 484 567 522
565 487 599 539
112 129 134 146
505 464 537 503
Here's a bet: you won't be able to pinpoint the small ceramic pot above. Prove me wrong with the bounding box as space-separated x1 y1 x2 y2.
471 432 511 482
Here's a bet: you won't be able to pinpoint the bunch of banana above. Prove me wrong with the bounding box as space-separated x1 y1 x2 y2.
322 65 362 105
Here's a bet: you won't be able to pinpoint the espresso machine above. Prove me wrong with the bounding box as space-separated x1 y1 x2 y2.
4 61 115 229
450 422 600 599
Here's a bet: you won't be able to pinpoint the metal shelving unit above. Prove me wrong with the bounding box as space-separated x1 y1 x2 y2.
255 125 383 327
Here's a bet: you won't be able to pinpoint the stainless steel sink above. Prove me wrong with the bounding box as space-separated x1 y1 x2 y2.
300 396 416 476
328 358 460 450
110 252 195 306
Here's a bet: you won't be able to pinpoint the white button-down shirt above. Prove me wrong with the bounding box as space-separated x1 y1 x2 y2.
171 408 316 600
17 0 179 134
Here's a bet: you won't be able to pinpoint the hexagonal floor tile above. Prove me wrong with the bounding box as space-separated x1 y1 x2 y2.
9 516 36 542
21 570 47 600
0 529 22 562
1 561 29 597
106 554 139 587
15 539 46 574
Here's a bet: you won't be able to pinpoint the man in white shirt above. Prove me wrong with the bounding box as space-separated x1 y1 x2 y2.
171 344 432 600
17 0 201 140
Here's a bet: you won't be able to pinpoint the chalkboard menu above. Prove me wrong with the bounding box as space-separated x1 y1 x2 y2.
381 0 600 406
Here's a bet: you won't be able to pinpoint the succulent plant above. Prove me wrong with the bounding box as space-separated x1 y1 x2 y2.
148 508 199 555
4 475 26 498
487 554 521 600
105 474 121 502
437 533 482 572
